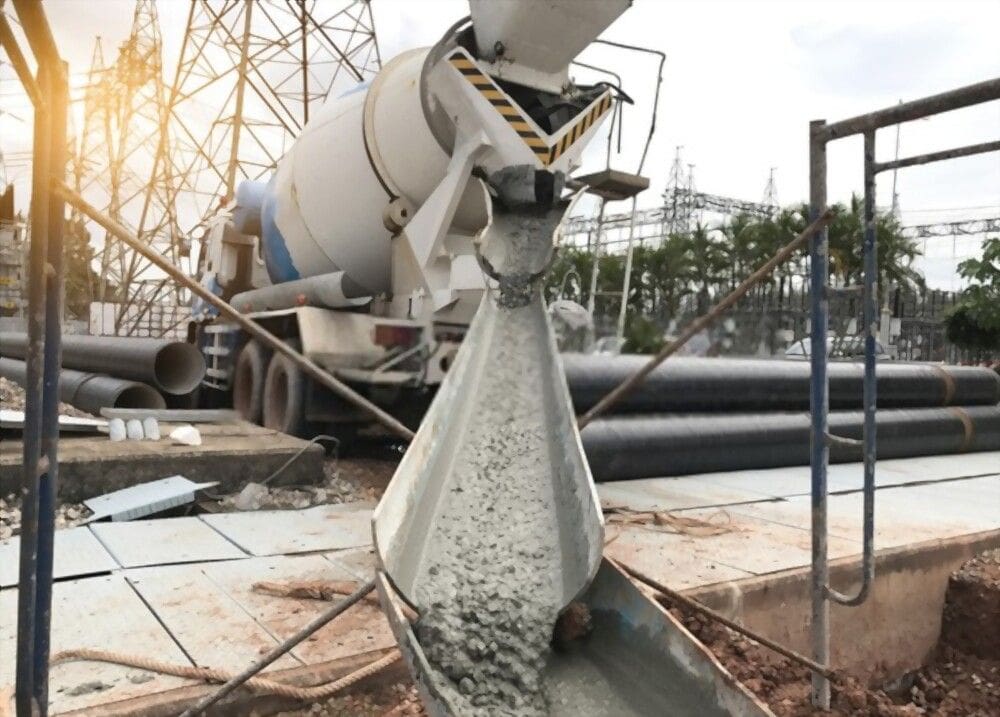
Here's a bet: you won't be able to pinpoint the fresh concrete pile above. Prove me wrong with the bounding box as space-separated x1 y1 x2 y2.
413 306 561 714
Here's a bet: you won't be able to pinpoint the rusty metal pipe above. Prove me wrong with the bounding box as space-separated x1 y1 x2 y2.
0 357 166 414
822 77 1000 139
0 333 206 396
874 139 1000 173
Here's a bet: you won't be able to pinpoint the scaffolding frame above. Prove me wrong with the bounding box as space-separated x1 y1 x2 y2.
807 77 1000 708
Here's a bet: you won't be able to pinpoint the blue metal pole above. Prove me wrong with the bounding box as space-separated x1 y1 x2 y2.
32 59 68 713
15 61 51 716
808 119 831 710
828 130 878 607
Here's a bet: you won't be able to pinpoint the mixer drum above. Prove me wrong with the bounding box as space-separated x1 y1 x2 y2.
259 48 486 295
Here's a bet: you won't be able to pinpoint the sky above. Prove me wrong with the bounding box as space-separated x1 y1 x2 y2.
2 0 999 289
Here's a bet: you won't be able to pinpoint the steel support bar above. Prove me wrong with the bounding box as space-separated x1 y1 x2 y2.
0 12 43 108
874 139 1000 173
615 196 640 341
828 130 877 608
15 58 52 717
577 207 835 429
52 183 416 442
821 77 1000 139
808 119 831 710
32 59 68 712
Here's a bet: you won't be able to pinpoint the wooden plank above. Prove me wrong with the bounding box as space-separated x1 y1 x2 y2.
201 555 395 665
0 575 193 714
201 503 374 557
0 526 119 587
126 563 299 673
91 517 246 568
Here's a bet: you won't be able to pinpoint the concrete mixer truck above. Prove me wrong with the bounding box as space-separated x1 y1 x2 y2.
190 0 644 437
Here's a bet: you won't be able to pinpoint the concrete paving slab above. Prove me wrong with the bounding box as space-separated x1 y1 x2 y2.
0 575 193 713
688 451 1000 498
729 476 1000 549
325 546 379 581
201 555 395 665
0 526 118 587
672 506 861 576
828 453 1000 493
91 516 246 568
598 474 778 512
126 563 300 672
603 524 754 591
202 503 374 556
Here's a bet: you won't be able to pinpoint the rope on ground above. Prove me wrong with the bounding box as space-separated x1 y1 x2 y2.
51 647 401 700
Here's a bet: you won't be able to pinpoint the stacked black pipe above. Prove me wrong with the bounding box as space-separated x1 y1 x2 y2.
563 354 1000 481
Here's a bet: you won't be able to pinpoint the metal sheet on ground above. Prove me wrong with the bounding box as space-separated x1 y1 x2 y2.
91 516 246 568
201 555 395 665
202 503 374 556
0 526 119 587
126 563 300 672
0 575 193 713
603 525 754 591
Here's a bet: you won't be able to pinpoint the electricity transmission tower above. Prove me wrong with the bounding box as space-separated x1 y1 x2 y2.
761 167 778 212
69 1 186 334
163 0 382 233
663 146 695 234
70 0 382 335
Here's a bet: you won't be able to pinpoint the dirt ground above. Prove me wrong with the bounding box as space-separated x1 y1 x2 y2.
661 548 1000 716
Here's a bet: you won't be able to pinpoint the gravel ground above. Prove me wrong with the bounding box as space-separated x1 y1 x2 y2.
212 453 399 512
0 376 94 418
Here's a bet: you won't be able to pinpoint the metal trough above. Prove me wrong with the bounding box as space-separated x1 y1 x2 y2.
377 559 775 716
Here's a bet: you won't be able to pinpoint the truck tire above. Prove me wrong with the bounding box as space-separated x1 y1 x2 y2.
263 349 307 436
232 339 269 424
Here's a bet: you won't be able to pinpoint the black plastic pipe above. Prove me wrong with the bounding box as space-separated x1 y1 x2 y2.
0 357 165 415
563 354 1000 414
582 405 1000 482
0 332 205 396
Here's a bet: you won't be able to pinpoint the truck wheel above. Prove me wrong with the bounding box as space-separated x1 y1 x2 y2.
233 339 269 424
263 350 307 436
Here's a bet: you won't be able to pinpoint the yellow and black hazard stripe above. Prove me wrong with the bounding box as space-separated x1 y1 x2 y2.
447 51 613 167
547 93 613 165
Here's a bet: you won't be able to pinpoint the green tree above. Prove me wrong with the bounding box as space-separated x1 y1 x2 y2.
945 236 1000 352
